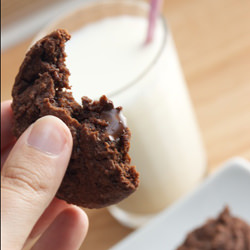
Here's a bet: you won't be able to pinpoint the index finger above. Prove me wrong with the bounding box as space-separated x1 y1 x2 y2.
1 100 15 150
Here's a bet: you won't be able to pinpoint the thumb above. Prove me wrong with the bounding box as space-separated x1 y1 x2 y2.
1 116 73 250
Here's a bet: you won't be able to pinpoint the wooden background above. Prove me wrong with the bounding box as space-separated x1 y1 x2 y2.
1 0 250 249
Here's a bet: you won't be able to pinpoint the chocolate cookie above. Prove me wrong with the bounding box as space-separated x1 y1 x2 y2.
11 29 139 208
177 207 250 250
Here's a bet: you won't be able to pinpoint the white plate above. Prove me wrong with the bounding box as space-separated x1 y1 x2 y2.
110 157 250 250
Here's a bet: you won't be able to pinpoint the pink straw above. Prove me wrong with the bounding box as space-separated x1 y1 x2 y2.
145 0 163 44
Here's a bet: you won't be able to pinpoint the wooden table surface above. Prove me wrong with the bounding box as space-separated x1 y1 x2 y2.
2 0 250 249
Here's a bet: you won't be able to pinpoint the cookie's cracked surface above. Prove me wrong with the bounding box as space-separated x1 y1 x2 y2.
12 29 139 208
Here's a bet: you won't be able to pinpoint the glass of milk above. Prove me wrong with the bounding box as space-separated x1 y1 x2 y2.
35 0 206 228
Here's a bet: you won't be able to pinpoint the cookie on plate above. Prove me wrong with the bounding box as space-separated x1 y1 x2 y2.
177 207 250 250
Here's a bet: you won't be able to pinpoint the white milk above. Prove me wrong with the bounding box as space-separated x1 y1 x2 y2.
66 16 164 101
66 16 206 226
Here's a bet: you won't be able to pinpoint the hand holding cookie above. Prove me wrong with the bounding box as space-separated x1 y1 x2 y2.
1 101 88 250
1 28 139 250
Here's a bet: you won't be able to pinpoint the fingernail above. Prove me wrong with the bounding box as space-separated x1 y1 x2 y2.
27 117 68 155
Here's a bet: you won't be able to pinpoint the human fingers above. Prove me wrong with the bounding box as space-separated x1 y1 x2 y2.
1 142 15 168
1 116 73 250
31 206 88 250
24 198 71 248
1 100 15 150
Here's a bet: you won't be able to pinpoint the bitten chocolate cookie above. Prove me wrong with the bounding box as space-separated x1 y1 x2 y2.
11 29 139 208
177 207 250 250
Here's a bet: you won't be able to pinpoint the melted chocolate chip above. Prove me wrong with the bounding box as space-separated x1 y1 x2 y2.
101 108 127 140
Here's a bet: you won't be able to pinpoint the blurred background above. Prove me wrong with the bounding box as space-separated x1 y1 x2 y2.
1 0 250 249
2 0 98 50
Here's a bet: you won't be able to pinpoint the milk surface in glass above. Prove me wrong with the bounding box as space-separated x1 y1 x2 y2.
65 14 206 227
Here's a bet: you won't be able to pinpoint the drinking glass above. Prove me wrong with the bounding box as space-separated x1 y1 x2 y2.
34 0 207 228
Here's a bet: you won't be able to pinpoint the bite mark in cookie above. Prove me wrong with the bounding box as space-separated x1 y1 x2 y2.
11 29 139 208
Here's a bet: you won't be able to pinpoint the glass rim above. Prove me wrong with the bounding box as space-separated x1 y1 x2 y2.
110 14 167 98
33 0 168 98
